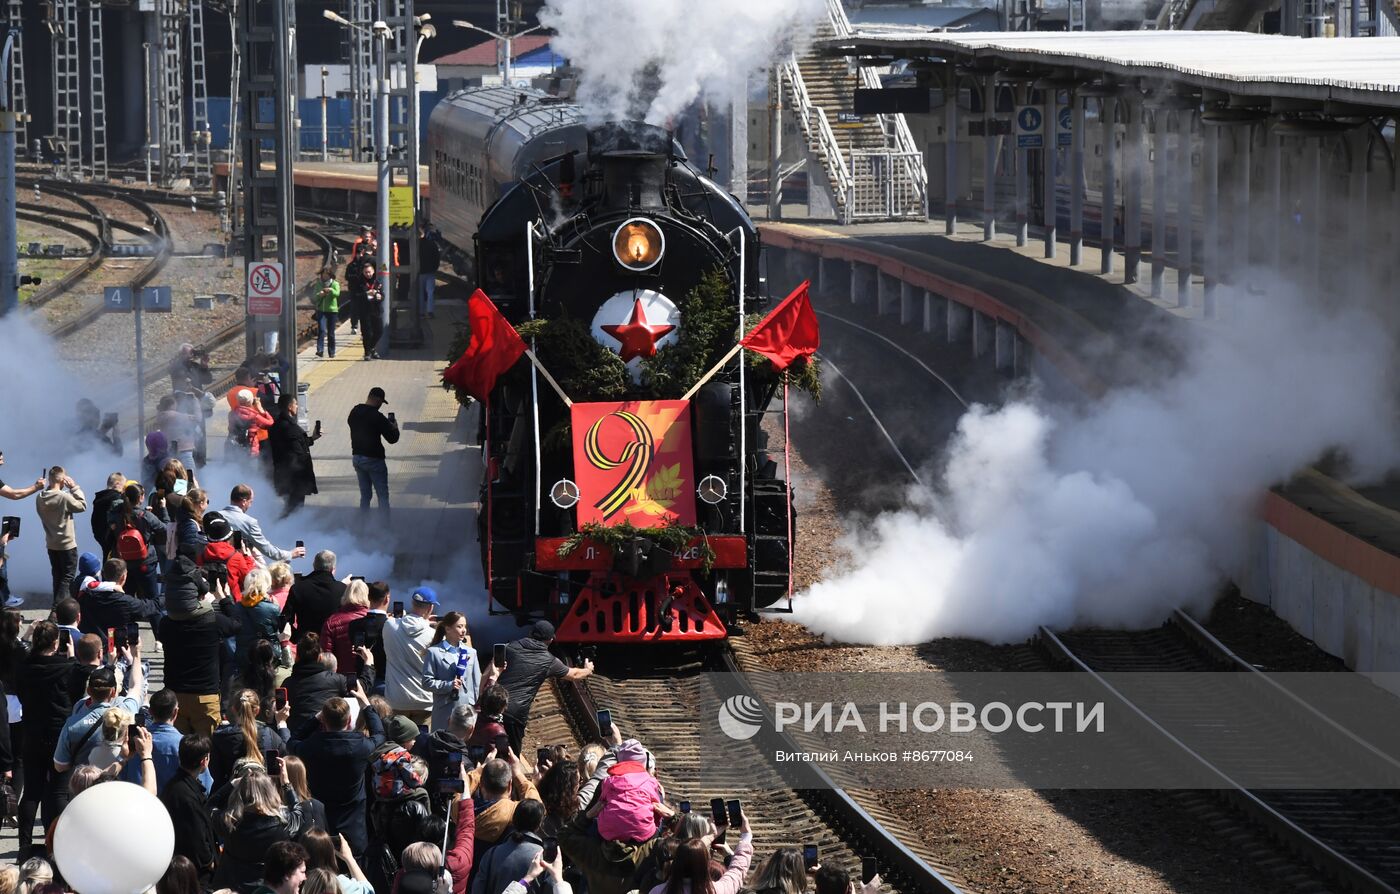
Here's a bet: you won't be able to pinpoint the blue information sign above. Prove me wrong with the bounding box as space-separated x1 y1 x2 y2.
1057 105 1072 147
141 286 173 312
104 286 133 312
1015 106 1043 149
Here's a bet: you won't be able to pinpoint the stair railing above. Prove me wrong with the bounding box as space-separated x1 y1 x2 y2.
780 54 854 219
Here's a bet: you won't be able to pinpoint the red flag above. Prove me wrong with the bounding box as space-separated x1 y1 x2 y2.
740 280 820 370
443 289 527 401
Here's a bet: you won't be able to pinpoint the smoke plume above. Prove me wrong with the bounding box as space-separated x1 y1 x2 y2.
793 281 1400 644
538 0 825 125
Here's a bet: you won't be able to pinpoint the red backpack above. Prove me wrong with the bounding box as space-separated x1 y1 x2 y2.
115 521 148 562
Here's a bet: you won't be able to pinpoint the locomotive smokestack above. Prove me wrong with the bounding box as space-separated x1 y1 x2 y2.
600 151 667 211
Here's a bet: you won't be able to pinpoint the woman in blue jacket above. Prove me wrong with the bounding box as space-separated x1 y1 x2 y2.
421 611 480 731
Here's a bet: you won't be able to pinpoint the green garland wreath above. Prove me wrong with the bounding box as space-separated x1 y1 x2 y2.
557 520 716 574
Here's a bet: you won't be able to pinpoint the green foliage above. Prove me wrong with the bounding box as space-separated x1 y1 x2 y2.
640 267 733 398
742 312 822 401
557 520 716 574
518 317 630 401
443 319 477 408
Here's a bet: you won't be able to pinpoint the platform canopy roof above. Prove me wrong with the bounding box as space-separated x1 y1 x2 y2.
817 30 1400 109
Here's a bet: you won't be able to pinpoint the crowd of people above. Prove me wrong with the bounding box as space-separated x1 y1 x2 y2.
0 454 883 894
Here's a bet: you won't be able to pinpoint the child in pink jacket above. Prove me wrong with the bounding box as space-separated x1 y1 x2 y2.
595 739 665 843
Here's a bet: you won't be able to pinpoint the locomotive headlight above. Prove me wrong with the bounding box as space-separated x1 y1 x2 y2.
612 218 664 272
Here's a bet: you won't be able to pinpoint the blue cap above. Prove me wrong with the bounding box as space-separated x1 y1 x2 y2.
78 552 101 577
411 586 439 606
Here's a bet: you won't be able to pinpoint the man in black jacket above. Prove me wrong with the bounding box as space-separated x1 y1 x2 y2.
89 472 128 556
281 550 345 643
289 693 385 859
161 734 218 887
16 624 71 858
158 595 241 738
347 387 400 515
283 649 349 732
77 559 162 644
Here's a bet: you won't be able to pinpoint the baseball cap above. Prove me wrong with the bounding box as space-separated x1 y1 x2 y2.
87 667 118 694
530 620 556 642
203 511 232 542
369 387 388 405
411 587 439 606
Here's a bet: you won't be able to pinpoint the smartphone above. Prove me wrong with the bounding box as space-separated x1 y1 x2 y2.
802 844 818 870
127 723 141 750
542 839 559 864
861 858 878 885
351 629 366 649
392 600 404 618
275 687 288 710
679 800 691 814
231 530 244 551
350 575 366 582
537 747 550 767
107 627 118 652
494 733 510 756
1 516 18 539
447 752 463 776
710 798 726 827
313 420 322 436
388 412 397 425
466 745 487 765
726 799 742 828
439 778 465 794
264 749 282 773
493 643 507 667
59 628 71 650
295 540 304 550
343 672 358 693
597 709 613 737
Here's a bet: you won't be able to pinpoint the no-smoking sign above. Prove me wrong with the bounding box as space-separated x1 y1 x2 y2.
247 260 284 317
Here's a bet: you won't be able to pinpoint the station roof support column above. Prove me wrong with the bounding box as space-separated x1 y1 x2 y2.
981 71 997 242
1175 104 1195 309
1123 94 1144 285
1150 103 1169 298
944 60 958 236
1040 81 1058 259
1069 85 1085 267
1099 92 1116 276
1232 121 1254 296
1202 117 1219 317
1013 81 1030 248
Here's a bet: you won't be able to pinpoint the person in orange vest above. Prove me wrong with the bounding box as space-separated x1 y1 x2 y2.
227 368 271 454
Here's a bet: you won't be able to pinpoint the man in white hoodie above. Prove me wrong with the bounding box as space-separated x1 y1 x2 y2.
382 586 437 724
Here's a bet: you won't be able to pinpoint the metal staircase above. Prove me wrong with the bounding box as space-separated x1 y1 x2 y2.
189 0 211 186
778 0 926 222
54 0 81 177
7 0 26 151
157 0 185 185
348 0 375 162
86 0 107 180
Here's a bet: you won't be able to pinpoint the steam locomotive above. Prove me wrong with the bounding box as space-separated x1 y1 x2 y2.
427 85 797 644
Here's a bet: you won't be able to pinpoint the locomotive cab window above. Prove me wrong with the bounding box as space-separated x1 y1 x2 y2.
612 218 664 272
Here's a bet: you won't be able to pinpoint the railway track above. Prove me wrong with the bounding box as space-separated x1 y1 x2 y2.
519 647 966 894
1039 611 1400 894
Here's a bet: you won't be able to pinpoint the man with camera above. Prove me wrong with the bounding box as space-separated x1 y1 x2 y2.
347 387 400 514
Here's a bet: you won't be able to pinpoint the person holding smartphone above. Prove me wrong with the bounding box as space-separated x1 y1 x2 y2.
420 612 498 731
346 387 400 515
643 807 753 894
266 394 322 518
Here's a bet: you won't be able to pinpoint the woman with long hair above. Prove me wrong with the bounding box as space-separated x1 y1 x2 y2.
301 828 373 894
421 611 480 731
212 767 309 891
210 689 288 791
282 755 330 835
156 855 201 894
231 638 282 724
301 868 342 894
115 482 164 602
748 849 807 894
649 812 753 894
538 760 580 839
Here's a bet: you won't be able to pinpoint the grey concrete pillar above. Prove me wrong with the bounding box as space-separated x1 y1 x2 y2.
982 73 998 241
1307 136 1322 300
923 290 947 338
1015 84 1029 247
1202 122 1219 318
899 280 917 324
1100 97 1116 276
1124 97 1143 284
819 257 848 299
1070 89 1085 266
994 320 1015 371
1175 108 1194 309
1267 124 1282 271
945 64 959 235
1151 108 1168 297
1347 130 1368 303
1043 88 1058 258
877 271 898 316
972 310 993 358
947 300 971 343
1234 124 1253 291
851 262 877 305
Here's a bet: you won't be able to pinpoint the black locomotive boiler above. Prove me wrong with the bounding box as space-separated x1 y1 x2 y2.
428 85 798 643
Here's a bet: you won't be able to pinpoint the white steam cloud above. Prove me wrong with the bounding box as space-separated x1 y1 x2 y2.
795 282 1400 644
539 0 824 125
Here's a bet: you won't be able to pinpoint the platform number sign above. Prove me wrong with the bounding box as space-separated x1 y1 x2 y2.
104 286 133 311
247 260 284 317
1057 105 1072 147
1015 107 1043 149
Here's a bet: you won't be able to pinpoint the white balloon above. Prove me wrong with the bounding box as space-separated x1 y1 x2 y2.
54 781 174 894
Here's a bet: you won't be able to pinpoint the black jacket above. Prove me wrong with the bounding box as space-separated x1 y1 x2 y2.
282 570 345 644
164 553 212 619
212 800 307 891
283 663 347 732
77 584 162 638
289 707 386 856
210 721 290 792
17 652 77 742
419 236 441 274
162 770 219 884
347 404 400 460
91 488 126 552
157 598 242 695
266 413 318 499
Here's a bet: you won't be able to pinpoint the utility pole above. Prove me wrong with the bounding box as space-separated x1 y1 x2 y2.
0 31 18 316
320 65 329 161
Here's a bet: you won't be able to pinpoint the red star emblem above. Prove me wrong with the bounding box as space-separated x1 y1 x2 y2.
602 298 675 362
